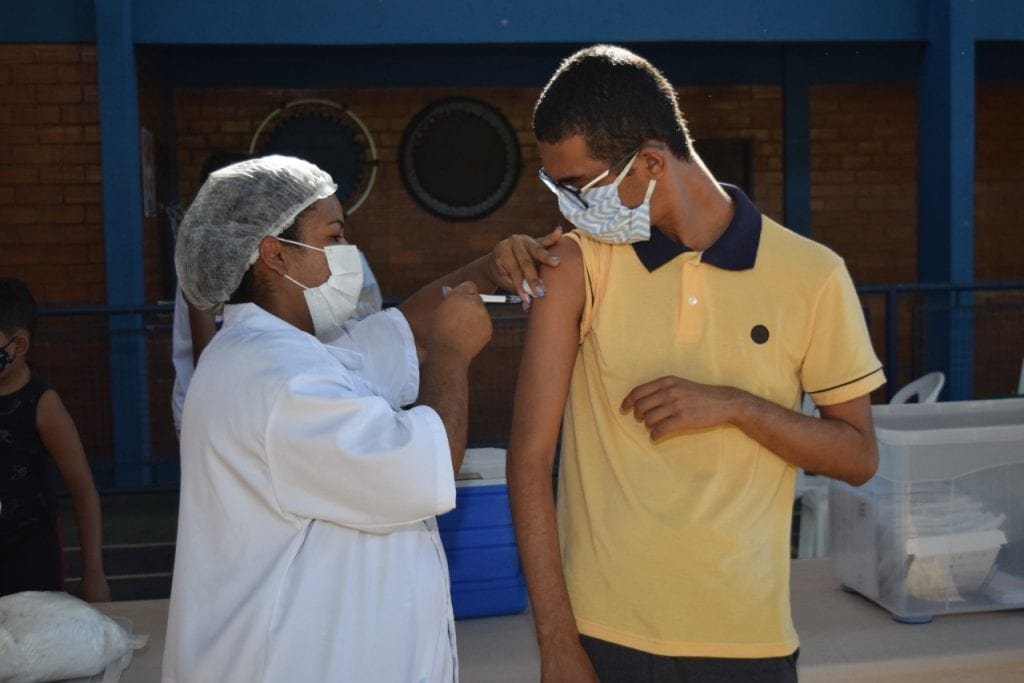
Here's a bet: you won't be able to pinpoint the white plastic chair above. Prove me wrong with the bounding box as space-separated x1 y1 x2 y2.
889 371 945 404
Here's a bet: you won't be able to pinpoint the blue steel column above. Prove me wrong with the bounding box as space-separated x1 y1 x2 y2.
917 0 975 400
95 0 150 486
783 49 811 237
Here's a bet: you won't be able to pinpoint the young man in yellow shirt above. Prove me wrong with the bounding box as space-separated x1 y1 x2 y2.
507 45 884 682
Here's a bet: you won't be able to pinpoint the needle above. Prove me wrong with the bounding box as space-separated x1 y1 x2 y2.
479 294 523 305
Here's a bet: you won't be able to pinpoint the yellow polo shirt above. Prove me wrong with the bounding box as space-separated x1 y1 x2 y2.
558 185 884 658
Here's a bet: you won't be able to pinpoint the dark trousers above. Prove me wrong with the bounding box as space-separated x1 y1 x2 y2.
581 635 799 683
0 516 64 597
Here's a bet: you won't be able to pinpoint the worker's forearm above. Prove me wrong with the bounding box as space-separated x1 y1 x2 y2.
418 351 472 475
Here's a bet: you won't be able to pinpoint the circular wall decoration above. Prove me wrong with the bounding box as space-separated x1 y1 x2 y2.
249 99 378 215
399 98 521 221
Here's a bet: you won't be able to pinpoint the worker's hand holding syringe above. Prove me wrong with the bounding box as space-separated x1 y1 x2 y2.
432 282 493 362
398 227 562 359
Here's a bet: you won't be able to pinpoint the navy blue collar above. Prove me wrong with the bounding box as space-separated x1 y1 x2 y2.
632 183 762 272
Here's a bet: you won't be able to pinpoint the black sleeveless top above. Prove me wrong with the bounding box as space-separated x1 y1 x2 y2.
0 373 57 534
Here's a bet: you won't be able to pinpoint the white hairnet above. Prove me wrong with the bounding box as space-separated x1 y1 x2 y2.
175 155 337 310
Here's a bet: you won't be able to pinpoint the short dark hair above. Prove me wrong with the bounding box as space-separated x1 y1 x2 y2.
533 44 693 162
0 277 38 337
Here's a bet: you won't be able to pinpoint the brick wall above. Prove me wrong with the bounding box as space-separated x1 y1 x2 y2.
681 84 785 220
974 86 1024 396
810 85 919 285
0 44 104 304
976 85 1024 281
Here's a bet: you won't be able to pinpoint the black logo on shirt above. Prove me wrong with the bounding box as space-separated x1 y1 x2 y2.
751 325 770 344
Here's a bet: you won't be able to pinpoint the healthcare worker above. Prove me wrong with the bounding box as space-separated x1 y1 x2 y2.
162 155 559 682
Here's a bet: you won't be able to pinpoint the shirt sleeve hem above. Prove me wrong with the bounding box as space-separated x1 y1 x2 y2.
809 367 886 406
410 404 456 515
387 308 421 405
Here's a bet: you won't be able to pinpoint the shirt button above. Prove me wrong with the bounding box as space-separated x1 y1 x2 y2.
688 296 699 305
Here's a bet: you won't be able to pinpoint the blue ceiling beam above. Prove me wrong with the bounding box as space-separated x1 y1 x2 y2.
975 0 1024 40
6 1 1024 46
0 0 934 45
1 1 96 42
129 0 930 45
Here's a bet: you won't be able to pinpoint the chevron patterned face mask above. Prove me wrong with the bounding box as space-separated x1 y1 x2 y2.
540 149 656 244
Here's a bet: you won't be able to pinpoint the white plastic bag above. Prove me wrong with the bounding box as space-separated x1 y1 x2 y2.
0 591 147 683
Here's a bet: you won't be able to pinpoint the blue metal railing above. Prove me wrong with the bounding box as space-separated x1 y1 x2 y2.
37 302 177 490
856 280 1024 401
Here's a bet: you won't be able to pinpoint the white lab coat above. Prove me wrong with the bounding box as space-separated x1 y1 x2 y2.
163 304 458 683
171 250 383 435
169 287 195 436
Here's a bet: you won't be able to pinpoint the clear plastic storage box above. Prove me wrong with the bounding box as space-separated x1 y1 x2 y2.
830 398 1024 622
437 447 528 619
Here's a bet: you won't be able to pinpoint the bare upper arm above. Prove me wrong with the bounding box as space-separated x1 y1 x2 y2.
508 238 586 460
36 389 96 495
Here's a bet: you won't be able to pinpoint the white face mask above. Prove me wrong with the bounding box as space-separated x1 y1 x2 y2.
278 238 364 341
541 150 656 244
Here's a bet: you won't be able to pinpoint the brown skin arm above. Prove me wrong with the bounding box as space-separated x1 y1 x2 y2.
399 228 562 361
506 238 599 682
416 282 493 475
621 379 878 485
186 299 218 364
37 389 111 602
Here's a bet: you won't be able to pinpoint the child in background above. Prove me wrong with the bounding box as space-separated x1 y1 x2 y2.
0 277 110 602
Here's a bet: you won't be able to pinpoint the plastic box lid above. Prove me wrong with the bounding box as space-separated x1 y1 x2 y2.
870 398 1024 482
455 447 507 487
872 398 1024 444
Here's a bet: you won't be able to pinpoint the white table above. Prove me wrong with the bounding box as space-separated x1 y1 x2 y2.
96 559 1024 682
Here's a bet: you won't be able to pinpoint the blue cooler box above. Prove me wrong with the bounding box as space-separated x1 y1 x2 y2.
437 447 528 619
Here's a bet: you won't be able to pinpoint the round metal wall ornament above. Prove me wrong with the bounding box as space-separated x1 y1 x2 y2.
399 97 521 221
249 99 378 215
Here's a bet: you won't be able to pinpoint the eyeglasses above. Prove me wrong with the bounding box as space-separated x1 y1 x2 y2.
538 146 642 210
